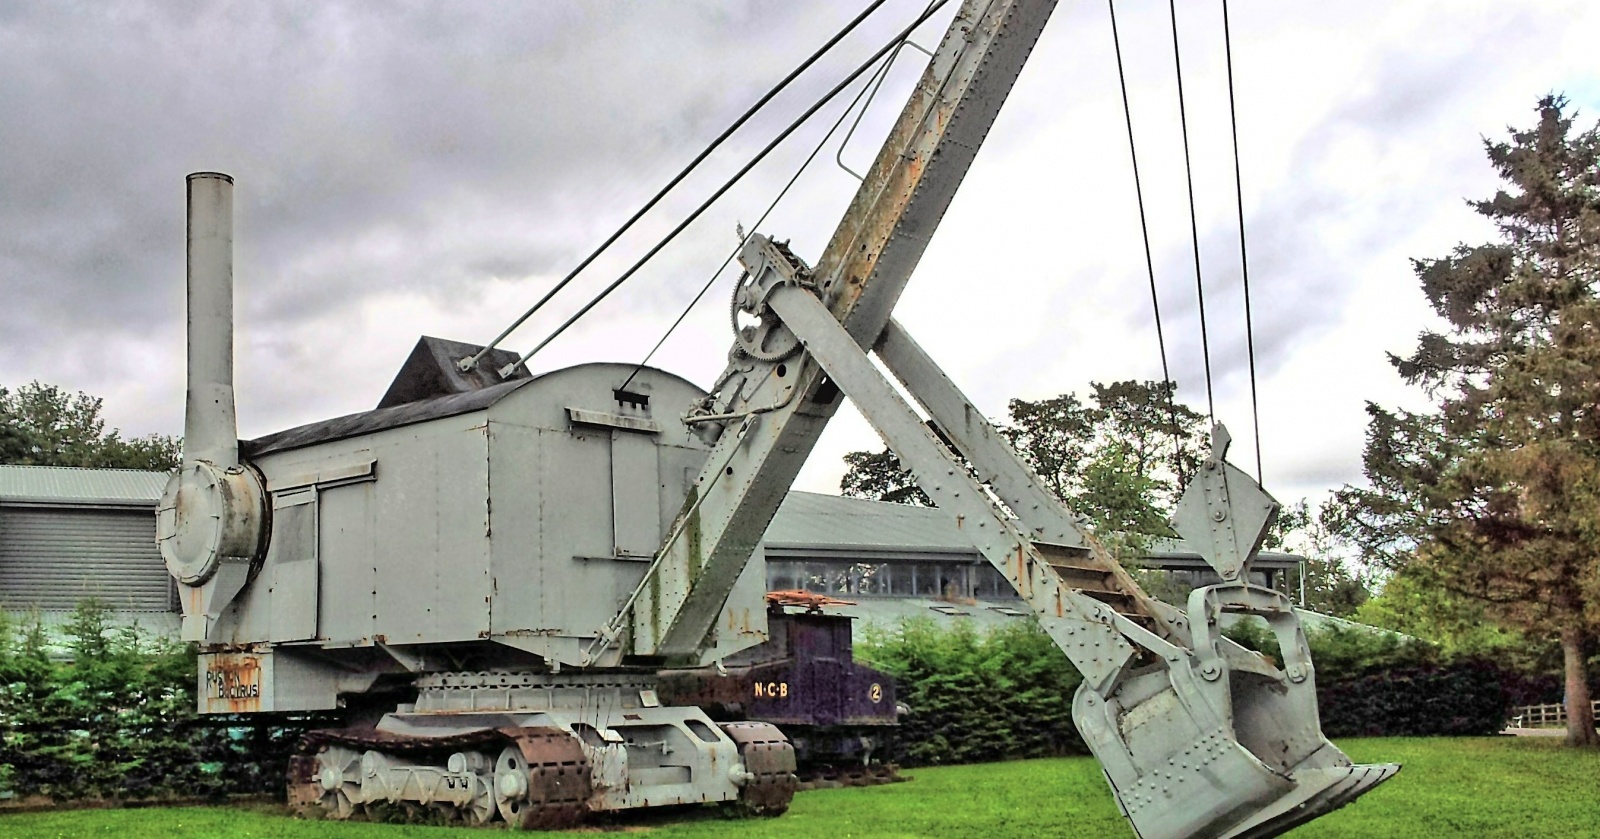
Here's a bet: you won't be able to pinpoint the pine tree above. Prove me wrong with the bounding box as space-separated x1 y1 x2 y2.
1340 96 1600 746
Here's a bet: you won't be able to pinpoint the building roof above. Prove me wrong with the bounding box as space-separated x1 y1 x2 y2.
768 491 1302 568
0 465 167 506
765 492 979 558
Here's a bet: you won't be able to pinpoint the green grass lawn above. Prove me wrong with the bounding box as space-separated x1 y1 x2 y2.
3 738 1595 838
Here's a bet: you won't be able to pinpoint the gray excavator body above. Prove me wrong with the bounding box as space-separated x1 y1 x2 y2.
159 1 1395 834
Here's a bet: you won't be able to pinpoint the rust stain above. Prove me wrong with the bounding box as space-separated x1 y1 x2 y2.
203 653 264 713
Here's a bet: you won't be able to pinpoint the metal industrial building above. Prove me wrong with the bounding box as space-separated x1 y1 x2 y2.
761 491 1301 630
0 465 1299 636
0 465 177 632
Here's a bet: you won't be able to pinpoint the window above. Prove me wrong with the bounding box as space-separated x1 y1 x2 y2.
767 560 800 592
974 565 1019 600
849 562 888 595
889 564 915 596
939 565 970 599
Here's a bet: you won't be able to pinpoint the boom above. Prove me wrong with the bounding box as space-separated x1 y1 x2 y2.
618 1 1399 836
621 0 1062 664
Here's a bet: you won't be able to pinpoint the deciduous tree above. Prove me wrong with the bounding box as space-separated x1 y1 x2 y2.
838 380 1205 545
0 381 180 471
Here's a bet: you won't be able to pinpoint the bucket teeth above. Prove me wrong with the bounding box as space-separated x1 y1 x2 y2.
1220 762 1402 839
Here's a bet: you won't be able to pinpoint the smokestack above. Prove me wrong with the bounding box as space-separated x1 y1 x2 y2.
185 172 238 467
163 173 265 640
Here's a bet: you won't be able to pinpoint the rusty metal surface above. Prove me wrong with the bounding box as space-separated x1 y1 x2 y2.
765 590 856 610
498 726 592 830
200 652 266 714
291 724 592 828
719 721 798 816
285 754 322 817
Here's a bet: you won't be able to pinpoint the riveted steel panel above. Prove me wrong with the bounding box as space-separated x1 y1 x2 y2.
267 489 318 642
315 478 376 644
373 421 490 644
611 431 661 559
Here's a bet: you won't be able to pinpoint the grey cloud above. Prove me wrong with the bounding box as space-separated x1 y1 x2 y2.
0 1 929 382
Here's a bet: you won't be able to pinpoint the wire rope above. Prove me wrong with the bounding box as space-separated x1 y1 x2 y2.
1222 0 1263 482
617 47 901 393
1107 0 1187 489
459 0 897 372
1167 0 1215 423
502 0 954 376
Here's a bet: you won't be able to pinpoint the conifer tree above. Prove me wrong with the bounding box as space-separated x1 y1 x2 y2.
1338 96 1600 746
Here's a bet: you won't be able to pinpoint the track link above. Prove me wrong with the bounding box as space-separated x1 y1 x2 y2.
288 725 591 827
720 722 799 816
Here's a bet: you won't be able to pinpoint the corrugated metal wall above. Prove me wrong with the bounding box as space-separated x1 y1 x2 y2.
0 505 172 612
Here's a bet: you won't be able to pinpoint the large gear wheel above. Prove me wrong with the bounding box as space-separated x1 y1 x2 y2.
731 270 803 362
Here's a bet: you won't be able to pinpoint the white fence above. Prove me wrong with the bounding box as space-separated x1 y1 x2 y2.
1509 700 1600 728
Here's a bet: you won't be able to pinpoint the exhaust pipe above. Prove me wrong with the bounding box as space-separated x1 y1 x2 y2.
159 172 267 642
184 172 240 468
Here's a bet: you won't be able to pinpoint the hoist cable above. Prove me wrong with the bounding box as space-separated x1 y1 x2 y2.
1167 0 1215 423
618 48 899 393
1107 0 1186 489
459 0 896 372
503 0 953 375
1222 0 1263 483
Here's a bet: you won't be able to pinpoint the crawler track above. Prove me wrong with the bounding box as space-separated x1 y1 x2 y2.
288 725 590 828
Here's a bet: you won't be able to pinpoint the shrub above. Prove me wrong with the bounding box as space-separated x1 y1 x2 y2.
0 600 309 803
1315 659 1511 737
1223 618 1511 736
856 619 1087 766
858 614 1519 769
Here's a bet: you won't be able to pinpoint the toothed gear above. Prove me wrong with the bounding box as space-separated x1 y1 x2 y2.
731 270 803 362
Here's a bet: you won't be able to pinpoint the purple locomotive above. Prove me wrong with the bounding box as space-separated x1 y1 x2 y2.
656 593 899 778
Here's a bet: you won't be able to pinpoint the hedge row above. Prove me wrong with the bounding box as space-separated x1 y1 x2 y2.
859 616 1519 767
1222 619 1514 737
856 619 1088 766
0 602 305 802
0 602 1531 799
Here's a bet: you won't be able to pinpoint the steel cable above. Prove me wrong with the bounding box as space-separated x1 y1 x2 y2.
503 0 954 376
1222 0 1263 482
617 46 903 393
1107 0 1187 489
459 0 897 372
1168 0 1216 423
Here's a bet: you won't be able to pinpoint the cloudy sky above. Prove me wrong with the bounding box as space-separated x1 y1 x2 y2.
3 0 1598 507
